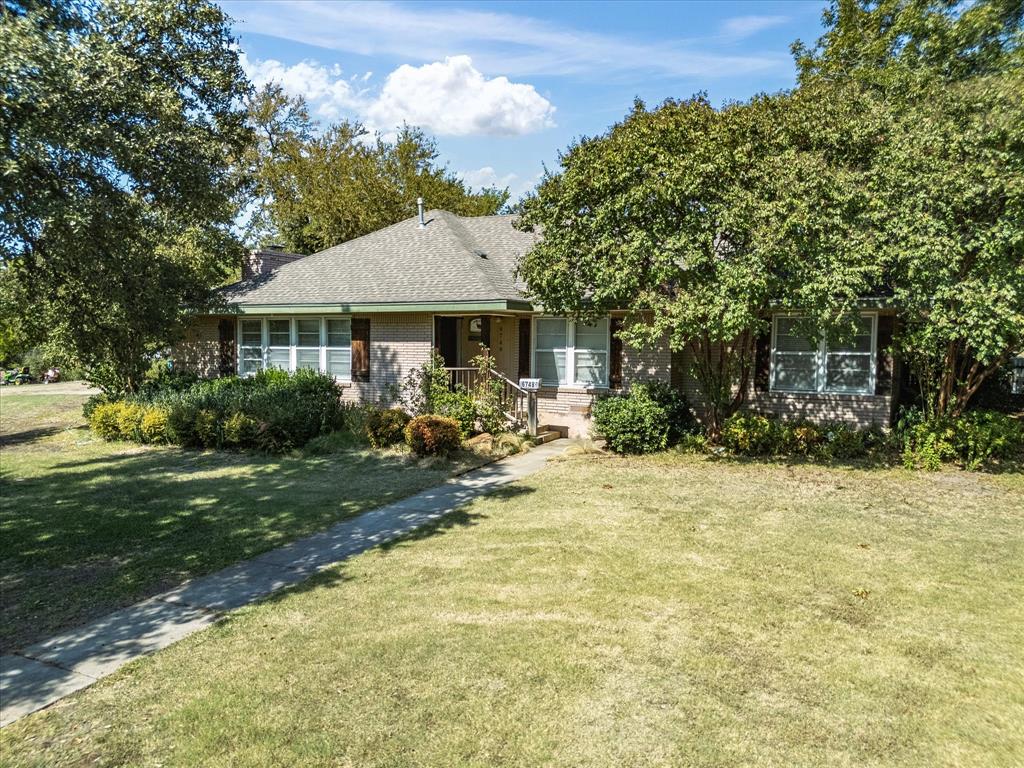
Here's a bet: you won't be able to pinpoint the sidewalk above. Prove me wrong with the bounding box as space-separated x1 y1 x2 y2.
0 440 567 727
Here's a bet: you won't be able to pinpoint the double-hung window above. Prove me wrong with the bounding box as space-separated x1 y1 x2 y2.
239 319 264 375
533 317 610 387
295 318 321 371
325 318 352 379
771 314 876 395
267 319 291 370
237 317 352 381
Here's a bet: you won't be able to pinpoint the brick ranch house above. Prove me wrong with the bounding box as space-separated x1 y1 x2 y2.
175 208 900 436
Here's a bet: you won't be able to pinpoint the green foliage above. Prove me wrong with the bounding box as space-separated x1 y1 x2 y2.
1 0 251 394
897 408 1024 470
592 386 671 455
102 369 347 452
433 390 476 437
365 408 411 449
794 1 1024 417
89 402 126 441
405 415 462 457
470 351 507 435
82 393 112 420
221 412 259 448
720 415 779 456
517 93 875 435
250 109 509 253
139 408 170 444
401 350 452 416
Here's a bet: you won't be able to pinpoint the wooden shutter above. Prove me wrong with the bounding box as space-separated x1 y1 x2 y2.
609 317 624 389
217 319 236 377
518 318 531 378
351 318 370 382
875 314 895 396
753 327 771 393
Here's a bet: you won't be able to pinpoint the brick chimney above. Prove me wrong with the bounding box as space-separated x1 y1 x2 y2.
243 244 306 280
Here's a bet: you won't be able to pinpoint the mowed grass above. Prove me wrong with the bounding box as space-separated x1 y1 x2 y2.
3 450 1022 767
0 392 490 652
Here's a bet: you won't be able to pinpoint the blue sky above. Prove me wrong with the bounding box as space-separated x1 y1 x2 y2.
223 0 830 200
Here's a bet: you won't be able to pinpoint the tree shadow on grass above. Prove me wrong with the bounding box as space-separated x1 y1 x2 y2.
0 446 449 651
0 426 64 448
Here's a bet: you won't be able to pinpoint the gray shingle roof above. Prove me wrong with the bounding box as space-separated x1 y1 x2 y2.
222 211 540 307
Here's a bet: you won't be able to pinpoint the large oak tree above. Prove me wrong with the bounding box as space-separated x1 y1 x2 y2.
1 0 251 392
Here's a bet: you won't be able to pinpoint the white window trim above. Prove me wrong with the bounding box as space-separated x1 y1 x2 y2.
769 312 877 396
532 316 611 389
236 316 353 382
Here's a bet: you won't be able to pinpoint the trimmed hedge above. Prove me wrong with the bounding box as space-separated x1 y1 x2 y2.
89 369 346 452
405 414 462 456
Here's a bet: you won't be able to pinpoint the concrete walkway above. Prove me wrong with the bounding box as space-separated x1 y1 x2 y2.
0 440 567 727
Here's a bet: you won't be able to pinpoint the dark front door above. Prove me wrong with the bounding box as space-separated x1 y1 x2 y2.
434 316 458 367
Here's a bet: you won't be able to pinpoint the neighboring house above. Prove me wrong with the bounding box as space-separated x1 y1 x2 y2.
175 208 899 435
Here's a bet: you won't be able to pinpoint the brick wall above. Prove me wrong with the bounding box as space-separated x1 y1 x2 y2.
174 316 222 378
340 313 433 405
673 343 895 429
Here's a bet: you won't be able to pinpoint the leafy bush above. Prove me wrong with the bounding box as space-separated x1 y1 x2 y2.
720 414 781 456
89 402 125 440
636 380 695 444
365 407 411 448
434 389 476 436
139 407 170 444
405 414 462 456
114 402 145 442
897 408 1024 470
592 386 671 454
130 368 346 452
82 393 111 420
222 412 259 447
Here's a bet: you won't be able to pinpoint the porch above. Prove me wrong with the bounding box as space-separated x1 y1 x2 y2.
433 314 546 437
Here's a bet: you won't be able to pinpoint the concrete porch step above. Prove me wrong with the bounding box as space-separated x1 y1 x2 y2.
533 430 562 445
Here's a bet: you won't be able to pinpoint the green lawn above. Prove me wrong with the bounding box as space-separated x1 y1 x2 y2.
2 447 1021 766
0 392 493 652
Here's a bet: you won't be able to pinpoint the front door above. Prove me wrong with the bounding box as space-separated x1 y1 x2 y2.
434 316 458 367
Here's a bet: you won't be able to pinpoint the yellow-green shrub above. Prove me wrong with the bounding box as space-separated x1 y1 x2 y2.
115 403 146 442
89 402 125 440
139 407 170 444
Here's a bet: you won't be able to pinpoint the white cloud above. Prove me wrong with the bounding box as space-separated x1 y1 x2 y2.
720 15 789 40
366 56 554 137
224 0 786 80
241 53 554 137
460 166 543 201
240 52 361 119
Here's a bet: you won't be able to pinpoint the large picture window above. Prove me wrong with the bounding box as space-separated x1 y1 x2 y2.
237 317 353 381
533 317 610 387
771 314 877 395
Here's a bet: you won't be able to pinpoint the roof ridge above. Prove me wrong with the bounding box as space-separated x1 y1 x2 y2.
430 212 513 298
